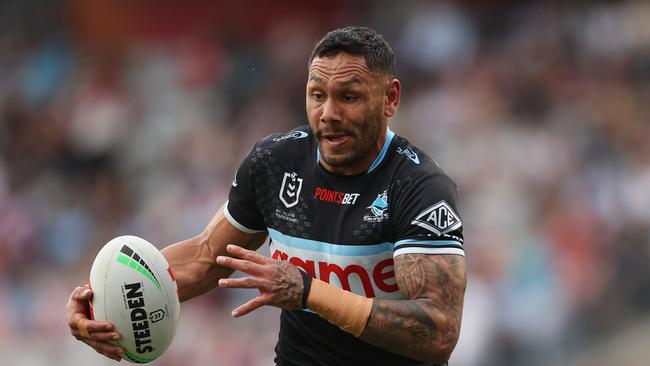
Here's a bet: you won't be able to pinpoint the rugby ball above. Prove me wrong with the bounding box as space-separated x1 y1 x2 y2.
89 235 180 363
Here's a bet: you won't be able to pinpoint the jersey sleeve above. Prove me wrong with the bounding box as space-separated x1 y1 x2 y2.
224 146 267 233
392 173 464 257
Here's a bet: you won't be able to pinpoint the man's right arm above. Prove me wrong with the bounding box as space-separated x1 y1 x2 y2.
66 202 267 360
162 203 268 302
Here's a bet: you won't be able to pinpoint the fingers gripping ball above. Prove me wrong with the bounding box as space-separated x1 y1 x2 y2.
78 318 91 339
89 236 180 363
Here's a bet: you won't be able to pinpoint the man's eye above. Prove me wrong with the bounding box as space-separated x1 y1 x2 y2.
312 92 325 100
343 95 358 102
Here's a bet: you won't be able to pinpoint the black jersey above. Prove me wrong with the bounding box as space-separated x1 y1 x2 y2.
226 126 464 366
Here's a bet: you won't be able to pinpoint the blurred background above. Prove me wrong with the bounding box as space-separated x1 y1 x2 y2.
1 0 649 365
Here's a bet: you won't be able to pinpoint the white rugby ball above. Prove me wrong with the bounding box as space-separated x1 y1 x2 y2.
89 235 180 363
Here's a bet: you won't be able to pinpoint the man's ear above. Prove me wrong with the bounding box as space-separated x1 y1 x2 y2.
384 79 401 118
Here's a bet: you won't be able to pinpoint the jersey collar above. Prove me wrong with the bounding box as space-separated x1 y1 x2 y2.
316 127 395 174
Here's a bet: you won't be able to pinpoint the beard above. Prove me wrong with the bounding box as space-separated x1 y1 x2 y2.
315 114 383 169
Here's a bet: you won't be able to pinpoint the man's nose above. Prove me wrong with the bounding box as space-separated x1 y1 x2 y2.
320 98 342 123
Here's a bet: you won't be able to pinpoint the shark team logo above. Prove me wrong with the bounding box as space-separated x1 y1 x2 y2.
364 190 389 223
411 200 461 235
279 172 303 208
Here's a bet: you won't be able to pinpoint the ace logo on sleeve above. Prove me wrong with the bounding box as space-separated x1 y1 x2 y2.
411 200 461 235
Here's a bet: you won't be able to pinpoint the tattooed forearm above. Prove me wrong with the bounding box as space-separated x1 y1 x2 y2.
360 254 466 364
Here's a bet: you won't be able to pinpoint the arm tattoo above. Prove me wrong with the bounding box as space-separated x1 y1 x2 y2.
360 254 466 364
269 261 303 310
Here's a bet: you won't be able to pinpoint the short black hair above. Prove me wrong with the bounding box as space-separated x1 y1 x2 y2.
309 26 396 78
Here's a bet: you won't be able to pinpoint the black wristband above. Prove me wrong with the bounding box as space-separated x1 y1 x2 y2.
300 270 312 309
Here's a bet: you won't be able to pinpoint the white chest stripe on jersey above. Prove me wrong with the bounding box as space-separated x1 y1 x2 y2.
268 229 402 299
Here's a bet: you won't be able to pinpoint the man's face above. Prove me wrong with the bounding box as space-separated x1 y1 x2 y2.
306 52 397 175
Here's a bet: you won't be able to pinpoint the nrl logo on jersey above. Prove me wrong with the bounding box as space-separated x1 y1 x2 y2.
396 146 420 164
411 200 461 235
273 131 309 142
279 172 303 208
364 190 389 223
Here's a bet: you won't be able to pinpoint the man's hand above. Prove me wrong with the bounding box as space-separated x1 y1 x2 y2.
66 285 124 361
217 244 304 317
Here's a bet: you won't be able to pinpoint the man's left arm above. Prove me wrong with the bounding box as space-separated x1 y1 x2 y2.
360 253 466 364
217 248 465 364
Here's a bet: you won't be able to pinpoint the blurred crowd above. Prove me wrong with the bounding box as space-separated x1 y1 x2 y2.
0 0 649 365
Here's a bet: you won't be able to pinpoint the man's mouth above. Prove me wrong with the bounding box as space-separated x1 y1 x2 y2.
320 132 352 147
